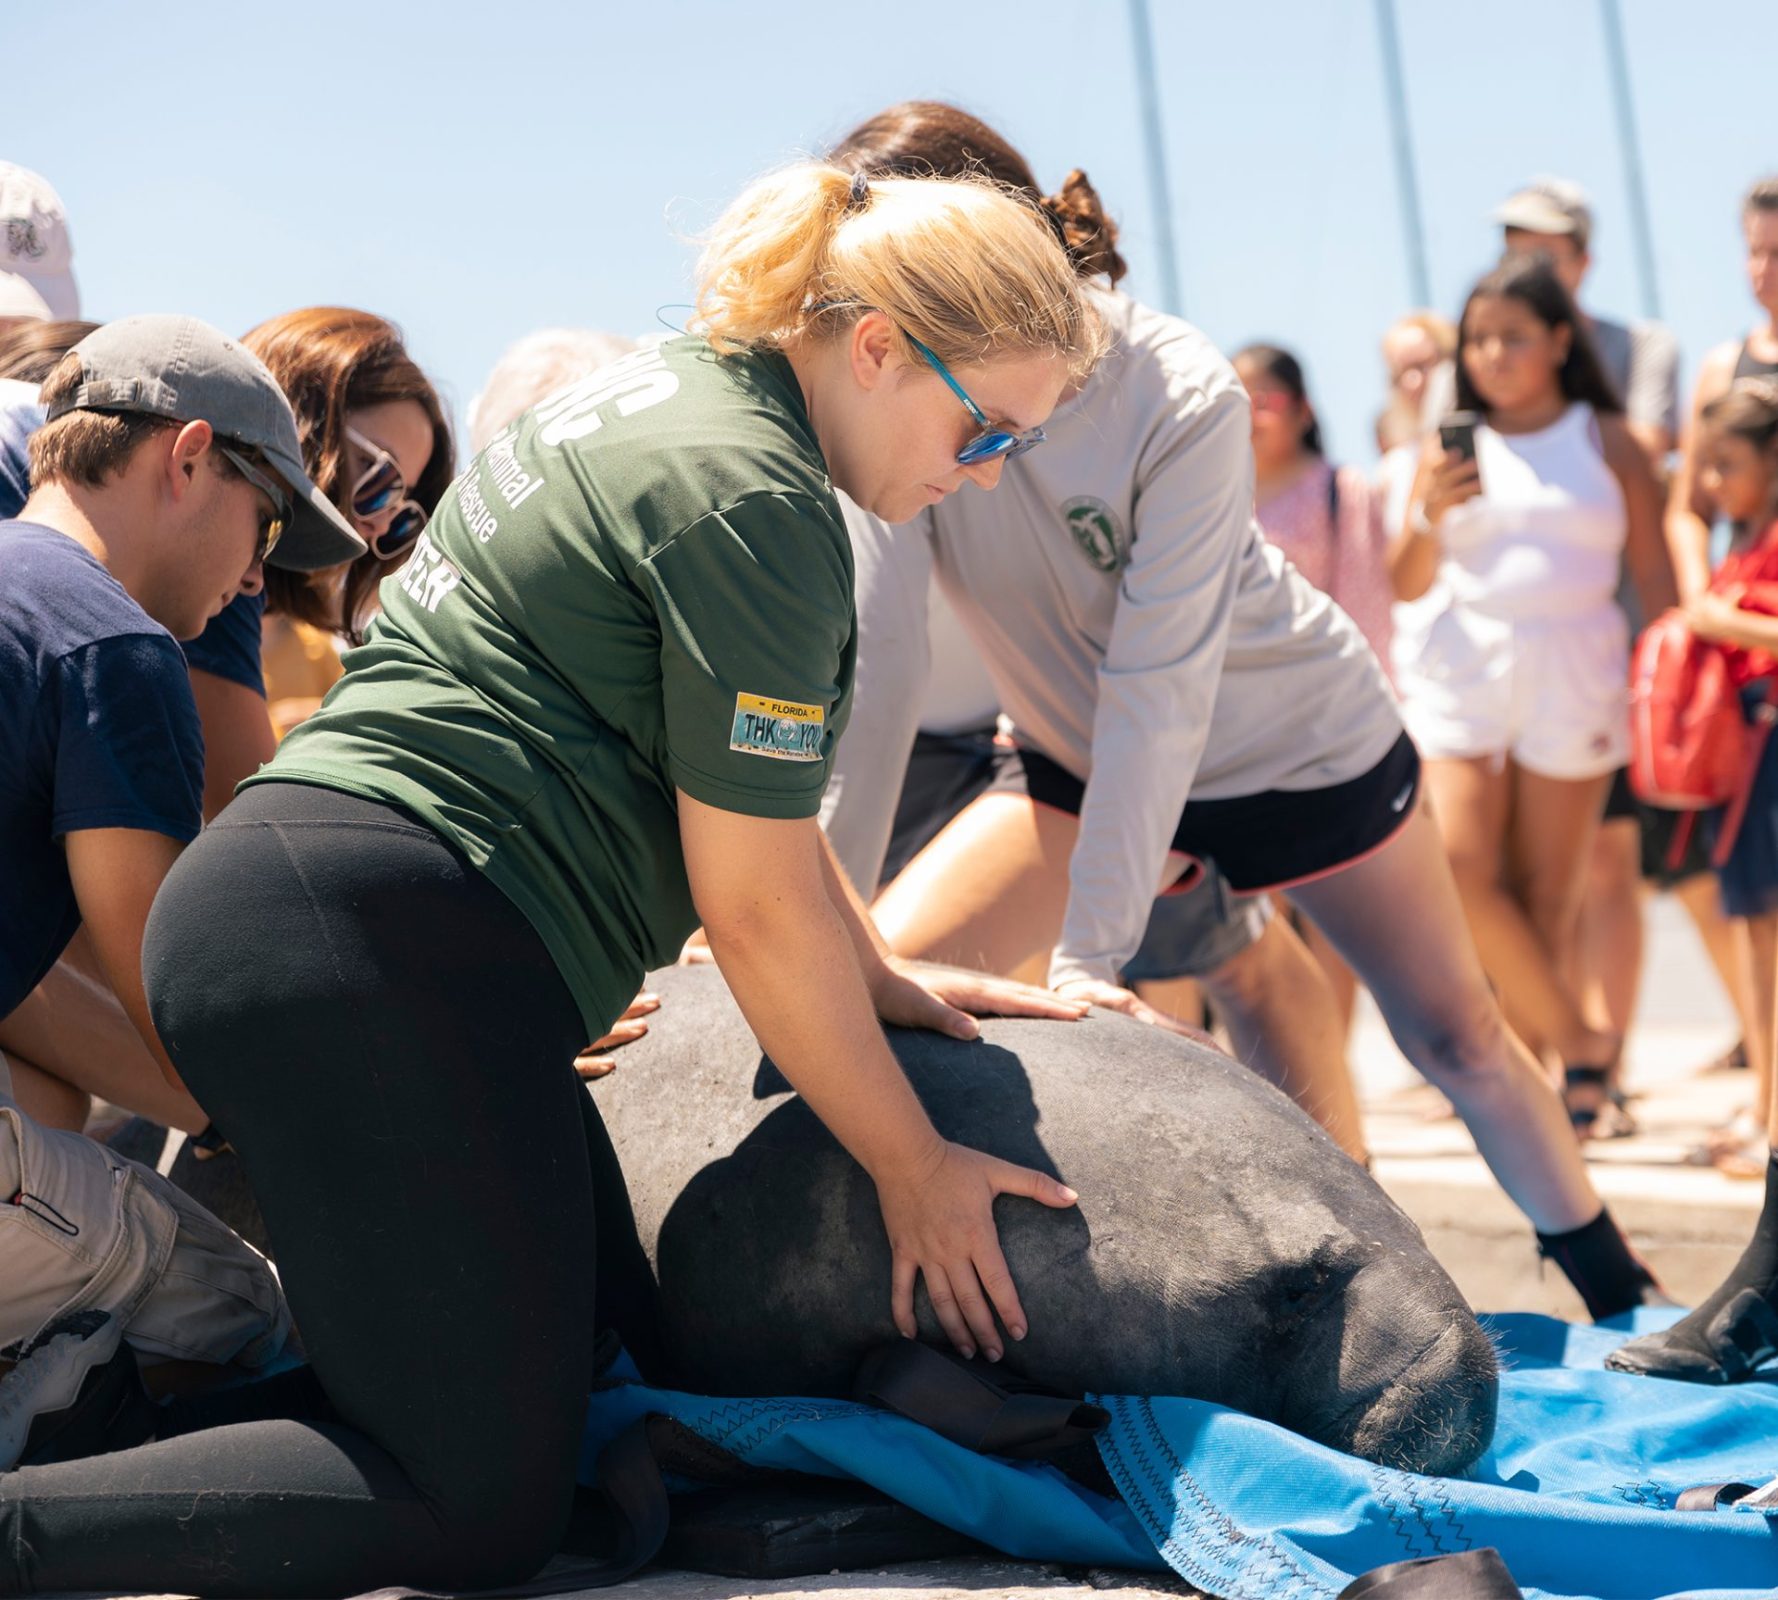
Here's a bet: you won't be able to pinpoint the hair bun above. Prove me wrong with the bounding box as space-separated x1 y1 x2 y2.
1042 170 1128 286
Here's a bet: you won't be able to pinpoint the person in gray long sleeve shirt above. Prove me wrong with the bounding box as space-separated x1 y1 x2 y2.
820 100 1668 1321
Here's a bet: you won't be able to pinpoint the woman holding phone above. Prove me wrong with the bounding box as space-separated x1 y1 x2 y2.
0 164 1100 1599
1392 255 1673 1136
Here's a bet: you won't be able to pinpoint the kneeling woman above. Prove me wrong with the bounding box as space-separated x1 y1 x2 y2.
822 101 1661 1324
0 168 1099 1598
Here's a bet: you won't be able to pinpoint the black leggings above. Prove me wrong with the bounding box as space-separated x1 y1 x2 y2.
0 784 658 1598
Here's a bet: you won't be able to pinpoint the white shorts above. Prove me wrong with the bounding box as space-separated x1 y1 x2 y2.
1395 602 1628 781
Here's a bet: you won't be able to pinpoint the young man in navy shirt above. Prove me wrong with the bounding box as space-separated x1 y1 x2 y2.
1 316 362 1084
0 317 360 1464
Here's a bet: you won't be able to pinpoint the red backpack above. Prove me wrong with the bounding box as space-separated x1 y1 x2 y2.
1630 602 1778 867
1628 612 1749 811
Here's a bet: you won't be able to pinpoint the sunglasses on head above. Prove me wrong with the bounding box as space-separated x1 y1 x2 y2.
907 337 1046 465
216 444 288 564
345 425 428 560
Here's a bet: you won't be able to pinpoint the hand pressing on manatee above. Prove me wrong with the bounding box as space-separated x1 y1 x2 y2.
679 792 1080 1362
874 1135 1078 1361
870 956 1089 1039
1055 976 1223 1052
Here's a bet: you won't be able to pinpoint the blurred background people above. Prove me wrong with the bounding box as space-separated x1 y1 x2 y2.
467 326 637 453
0 162 78 335
1236 340 1393 1036
1392 255 1674 1137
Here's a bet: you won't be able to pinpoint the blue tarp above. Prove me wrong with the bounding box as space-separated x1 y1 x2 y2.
580 1310 1778 1599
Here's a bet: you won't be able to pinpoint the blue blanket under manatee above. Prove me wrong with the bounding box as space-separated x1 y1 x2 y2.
578 1310 1778 1600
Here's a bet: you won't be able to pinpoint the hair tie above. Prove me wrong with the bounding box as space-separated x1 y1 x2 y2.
847 172 870 211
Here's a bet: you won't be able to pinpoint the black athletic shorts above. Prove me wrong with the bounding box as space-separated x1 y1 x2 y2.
983 730 1422 894
1602 766 1714 885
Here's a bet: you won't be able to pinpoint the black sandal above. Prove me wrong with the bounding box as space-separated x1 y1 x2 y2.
1563 1065 1611 1139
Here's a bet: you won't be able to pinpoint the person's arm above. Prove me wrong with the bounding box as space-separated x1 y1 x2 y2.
1599 412 1677 620
188 668 276 820
62 828 191 1093
1044 383 1251 994
41 633 208 1101
1388 438 1479 602
817 504 935 897
681 794 1077 1360
1686 590 1778 653
1624 322 1681 465
1667 345 1739 602
0 933 208 1129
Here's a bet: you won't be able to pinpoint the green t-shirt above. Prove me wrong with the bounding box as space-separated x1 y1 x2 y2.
253 338 856 1037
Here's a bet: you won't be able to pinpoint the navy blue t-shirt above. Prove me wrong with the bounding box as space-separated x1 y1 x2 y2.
0 383 41 523
0 521 205 1018
0 390 267 697
184 590 266 695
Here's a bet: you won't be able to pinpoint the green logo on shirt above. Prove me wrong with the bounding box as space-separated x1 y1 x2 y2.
1062 496 1127 572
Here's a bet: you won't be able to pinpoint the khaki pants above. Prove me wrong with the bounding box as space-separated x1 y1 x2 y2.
0 1055 289 1370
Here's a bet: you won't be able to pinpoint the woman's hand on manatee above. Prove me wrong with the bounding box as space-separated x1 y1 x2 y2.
1053 978 1223 1052
869 956 1090 1040
573 992 661 1079
874 1138 1078 1361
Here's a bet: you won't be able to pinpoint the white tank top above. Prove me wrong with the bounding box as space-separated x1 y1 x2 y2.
1437 403 1624 620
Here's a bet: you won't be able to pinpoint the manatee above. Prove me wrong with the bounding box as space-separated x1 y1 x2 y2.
594 965 1498 1476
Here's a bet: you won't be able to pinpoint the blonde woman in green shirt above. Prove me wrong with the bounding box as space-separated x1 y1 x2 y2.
0 168 1100 1600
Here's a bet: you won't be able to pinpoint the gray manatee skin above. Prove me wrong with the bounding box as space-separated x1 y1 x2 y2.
594 966 1498 1476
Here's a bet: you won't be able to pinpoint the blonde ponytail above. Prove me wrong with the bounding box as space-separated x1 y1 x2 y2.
694 161 1103 379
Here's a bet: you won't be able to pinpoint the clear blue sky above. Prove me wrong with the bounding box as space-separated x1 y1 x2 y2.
7 0 1774 462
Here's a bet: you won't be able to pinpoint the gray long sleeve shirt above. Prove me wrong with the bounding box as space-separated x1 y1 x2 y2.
821 292 1401 987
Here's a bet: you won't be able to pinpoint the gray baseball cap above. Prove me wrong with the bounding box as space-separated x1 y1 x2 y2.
44 314 366 571
1492 178 1593 252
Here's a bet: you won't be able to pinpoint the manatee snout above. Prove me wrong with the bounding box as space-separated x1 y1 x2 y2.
1293 1257 1499 1475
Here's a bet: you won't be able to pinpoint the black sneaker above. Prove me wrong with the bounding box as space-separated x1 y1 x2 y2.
0 1310 151 1469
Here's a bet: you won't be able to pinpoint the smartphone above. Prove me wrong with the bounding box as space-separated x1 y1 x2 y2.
1438 411 1481 463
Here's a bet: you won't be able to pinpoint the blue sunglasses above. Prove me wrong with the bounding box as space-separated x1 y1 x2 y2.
908 337 1046 465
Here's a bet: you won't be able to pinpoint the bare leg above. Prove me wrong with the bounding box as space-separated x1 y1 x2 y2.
1422 756 1614 1067
1287 801 1602 1233
871 793 1074 973
1507 765 1616 1127
1191 917 1367 1162
1132 975 1205 1031
1572 818 1645 1042
1676 871 1760 1065
1746 914 1778 1153
1300 916 1360 1040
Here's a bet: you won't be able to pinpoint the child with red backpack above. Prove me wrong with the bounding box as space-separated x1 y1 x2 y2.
1612 376 1778 1382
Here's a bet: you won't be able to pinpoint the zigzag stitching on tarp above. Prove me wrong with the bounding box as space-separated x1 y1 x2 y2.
1615 1479 1667 1509
1095 1398 1256 1596
1426 1479 1474 1553
1120 1395 1333 1600
691 1397 865 1458
1372 1464 1429 1559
